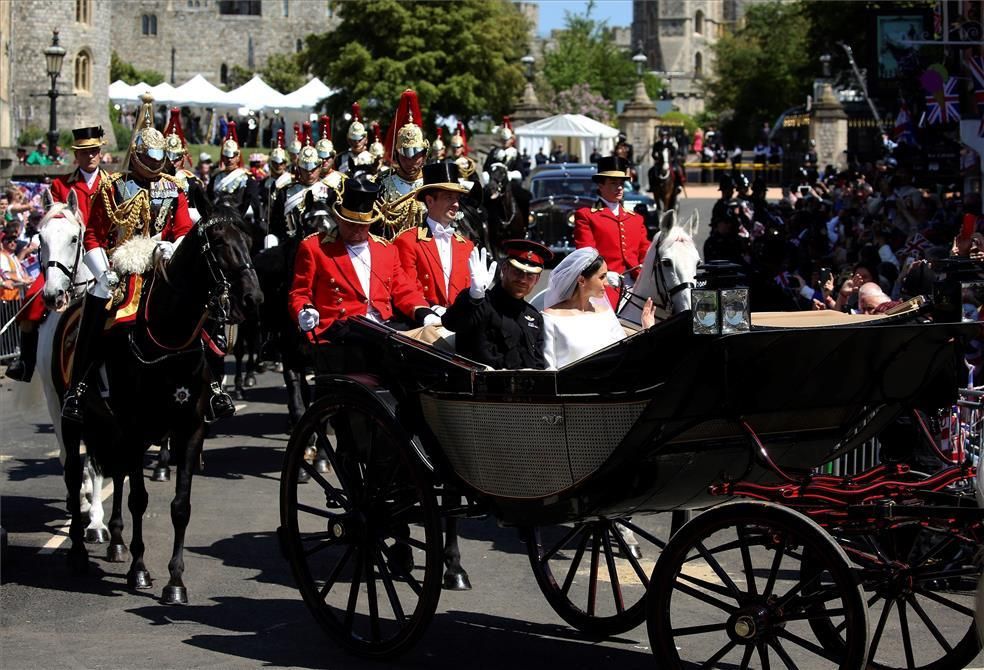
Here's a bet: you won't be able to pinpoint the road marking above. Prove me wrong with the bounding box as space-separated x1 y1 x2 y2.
39 479 116 555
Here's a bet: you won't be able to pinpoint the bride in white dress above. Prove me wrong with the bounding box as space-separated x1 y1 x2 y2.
542 247 655 370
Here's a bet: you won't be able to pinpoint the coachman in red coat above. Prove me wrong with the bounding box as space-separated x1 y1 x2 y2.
290 177 433 360
393 161 474 311
573 156 651 309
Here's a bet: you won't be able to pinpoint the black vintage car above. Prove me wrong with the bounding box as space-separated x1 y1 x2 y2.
526 164 658 264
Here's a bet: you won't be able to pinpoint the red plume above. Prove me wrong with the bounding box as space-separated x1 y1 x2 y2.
457 121 469 156
293 122 301 144
275 128 285 150
502 115 513 131
163 107 187 147
351 102 362 123
225 120 238 145
436 128 443 141
320 115 331 142
384 88 423 163
370 121 382 143
302 121 313 146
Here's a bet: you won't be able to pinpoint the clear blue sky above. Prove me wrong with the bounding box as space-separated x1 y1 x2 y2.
534 0 634 36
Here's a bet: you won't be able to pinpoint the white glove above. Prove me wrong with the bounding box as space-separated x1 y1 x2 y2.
83 247 119 298
154 240 175 262
605 271 622 288
263 234 279 249
468 247 497 299
298 308 320 332
423 313 442 327
431 304 447 317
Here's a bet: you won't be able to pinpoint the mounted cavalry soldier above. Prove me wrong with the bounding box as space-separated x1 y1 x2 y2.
270 138 334 243
573 155 651 309
449 122 479 183
315 114 345 196
208 121 264 246
483 116 519 175
649 127 684 211
161 108 207 223
378 89 428 240
61 95 197 422
394 161 475 314
287 122 303 171
262 128 291 244
5 125 109 383
334 103 369 178
427 128 446 164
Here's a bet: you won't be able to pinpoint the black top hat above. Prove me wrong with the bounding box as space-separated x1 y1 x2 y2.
501 239 552 274
71 126 105 150
416 161 470 200
333 175 381 225
593 155 630 182
718 174 735 191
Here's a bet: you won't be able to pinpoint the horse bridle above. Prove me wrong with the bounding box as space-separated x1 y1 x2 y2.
43 217 90 299
621 231 694 313
198 218 254 325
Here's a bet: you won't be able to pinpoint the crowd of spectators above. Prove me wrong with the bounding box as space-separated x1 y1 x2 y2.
0 184 47 300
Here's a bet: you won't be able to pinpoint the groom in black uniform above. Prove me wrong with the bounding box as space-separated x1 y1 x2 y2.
442 239 551 370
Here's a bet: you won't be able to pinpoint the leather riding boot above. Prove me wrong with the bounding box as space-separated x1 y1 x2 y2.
205 382 236 423
5 328 38 382
62 294 109 423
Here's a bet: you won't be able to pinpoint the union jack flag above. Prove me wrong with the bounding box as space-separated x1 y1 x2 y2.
899 233 931 259
893 102 916 145
966 56 984 136
924 77 960 125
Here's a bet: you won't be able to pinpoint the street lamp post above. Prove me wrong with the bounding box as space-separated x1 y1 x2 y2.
520 54 535 83
43 30 67 161
632 47 647 79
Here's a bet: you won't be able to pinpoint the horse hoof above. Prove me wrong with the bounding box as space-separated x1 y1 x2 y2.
162 585 188 605
443 570 472 591
245 374 256 388
233 388 245 401
152 466 171 482
128 569 153 590
66 549 89 575
315 458 330 474
106 543 129 563
85 527 110 544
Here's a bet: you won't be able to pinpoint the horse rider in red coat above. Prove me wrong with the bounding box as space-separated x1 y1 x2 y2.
393 161 475 315
5 126 109 383
573 155 651 309
62 95 195 423
289 176 436 370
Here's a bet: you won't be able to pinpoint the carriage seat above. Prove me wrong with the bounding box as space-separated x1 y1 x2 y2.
404 324 456 353
750 299 923 329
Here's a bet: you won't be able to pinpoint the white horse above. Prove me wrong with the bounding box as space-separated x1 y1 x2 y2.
618 208 701 324
34 195 114 543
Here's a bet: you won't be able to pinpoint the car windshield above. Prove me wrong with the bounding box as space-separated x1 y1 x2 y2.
531 177 596 200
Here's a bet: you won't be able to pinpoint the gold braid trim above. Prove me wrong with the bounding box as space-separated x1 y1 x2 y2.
379 197 423 240
100 179 150 252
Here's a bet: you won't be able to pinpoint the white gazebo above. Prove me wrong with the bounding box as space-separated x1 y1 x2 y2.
148 81 179 104
226 74 289 111
280 77 334 110
514 113 620 163
170 74 232 107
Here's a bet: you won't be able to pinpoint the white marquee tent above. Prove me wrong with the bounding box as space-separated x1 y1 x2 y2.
226 74 289 111
514 113 620 162
280 77 334 110
170 74 232 107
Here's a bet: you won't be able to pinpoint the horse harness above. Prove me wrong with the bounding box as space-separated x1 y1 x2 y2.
651 231 695 312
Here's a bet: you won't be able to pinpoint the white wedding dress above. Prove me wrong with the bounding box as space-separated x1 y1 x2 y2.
542 301 626 370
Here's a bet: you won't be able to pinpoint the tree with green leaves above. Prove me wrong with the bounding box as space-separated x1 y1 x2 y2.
110 52 164 86
301 0 529 126
260 53 306 94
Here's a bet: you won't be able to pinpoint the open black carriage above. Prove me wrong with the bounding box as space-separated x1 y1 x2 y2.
277 303 982 669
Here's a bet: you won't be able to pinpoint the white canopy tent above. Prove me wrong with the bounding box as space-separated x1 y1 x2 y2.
225 74 289 111
514 114 620 163
170 74 232 107
148 81 178 104
108 80 140 102
279 77 333 110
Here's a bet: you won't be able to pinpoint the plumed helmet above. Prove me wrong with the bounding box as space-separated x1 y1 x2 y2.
450 121 468 154
316 115 334 159
386 89 427 161
221 121 240 158
127 93 166 177
288 122 302 156
270 128 287 165
162 107 187 162
368 121 384 160
428 128 445 160
498 115 514 142
735 172 750 189
396 120 427 158
347 102 366 141
297 144 321 172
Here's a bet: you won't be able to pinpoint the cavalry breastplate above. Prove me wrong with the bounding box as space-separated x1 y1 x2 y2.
284 182 331 237
109 177 176 248
213 168 248 208
379 172 424 240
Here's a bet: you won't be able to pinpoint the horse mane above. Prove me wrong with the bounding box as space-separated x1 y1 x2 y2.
206 203 249 236
657 223 698 258
41 202 84 229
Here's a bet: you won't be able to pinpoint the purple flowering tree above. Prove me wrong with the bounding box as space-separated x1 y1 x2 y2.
547 83 614 124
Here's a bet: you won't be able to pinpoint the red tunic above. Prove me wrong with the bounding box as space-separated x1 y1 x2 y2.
83 176 194 252
289 232 428 338
49 168 106 225
393 224 473 308
573 200 651 308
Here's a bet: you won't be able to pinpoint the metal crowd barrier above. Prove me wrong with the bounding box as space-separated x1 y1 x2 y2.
0 294 23 362
683 161 783 185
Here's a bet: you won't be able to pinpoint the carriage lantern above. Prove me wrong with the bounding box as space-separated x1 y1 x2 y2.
692 261 750 335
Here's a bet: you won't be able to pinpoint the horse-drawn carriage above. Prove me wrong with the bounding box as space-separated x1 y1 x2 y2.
277 279 984 669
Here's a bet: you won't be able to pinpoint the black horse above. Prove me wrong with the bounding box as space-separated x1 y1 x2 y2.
61 206 263 604
484 164 530 251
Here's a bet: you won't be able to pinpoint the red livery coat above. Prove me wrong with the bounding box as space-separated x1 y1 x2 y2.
393 224 473 308
288 232 428 338
573 200 651 308
50 168 107 225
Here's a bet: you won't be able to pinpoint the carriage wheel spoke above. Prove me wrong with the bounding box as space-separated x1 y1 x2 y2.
618 518 667 550
541 524 585 564
343 547 364 633
600 526 624 615
775 628 838 662
908 593 952 653
316 425 356 496
914 586 975 616
678 571 735 599
587 529 601 616
303 532 345 558
296 502 336 520
763 535 788 598
364 547 381 642
673 622 729 636
298 460 350 511
379 542 422 596
392 535 427 552
374 544 407 624
869 596 895 654
768 638 798 670
675 581 738 614
738 642 755 670
318 543 355 599
776 569 823 609
912 535 956 569
695 541 742 598
898 601 916 669
611 526 650 586
699 640 737 669
737 524 757 596
561 527 592 596
782 607 846 622
361 422 377 504
915 566 980 582
757 641 771 670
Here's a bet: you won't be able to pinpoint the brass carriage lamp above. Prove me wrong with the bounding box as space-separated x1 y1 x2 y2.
692 261 750 335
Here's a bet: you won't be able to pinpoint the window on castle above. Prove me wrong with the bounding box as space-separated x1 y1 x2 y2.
694 52 703 79
76 0 91 24
282 0 288 17
218 0 262 15
296 39 302 53
74 50 92 93
247 36 255 69
220 63 229 85
141 14 158 36
695 10 704 35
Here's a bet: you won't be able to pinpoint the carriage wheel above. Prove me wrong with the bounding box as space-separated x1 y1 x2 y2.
279 392 443 658
808 521 981 670
647 501 869 670
526 514 680 636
